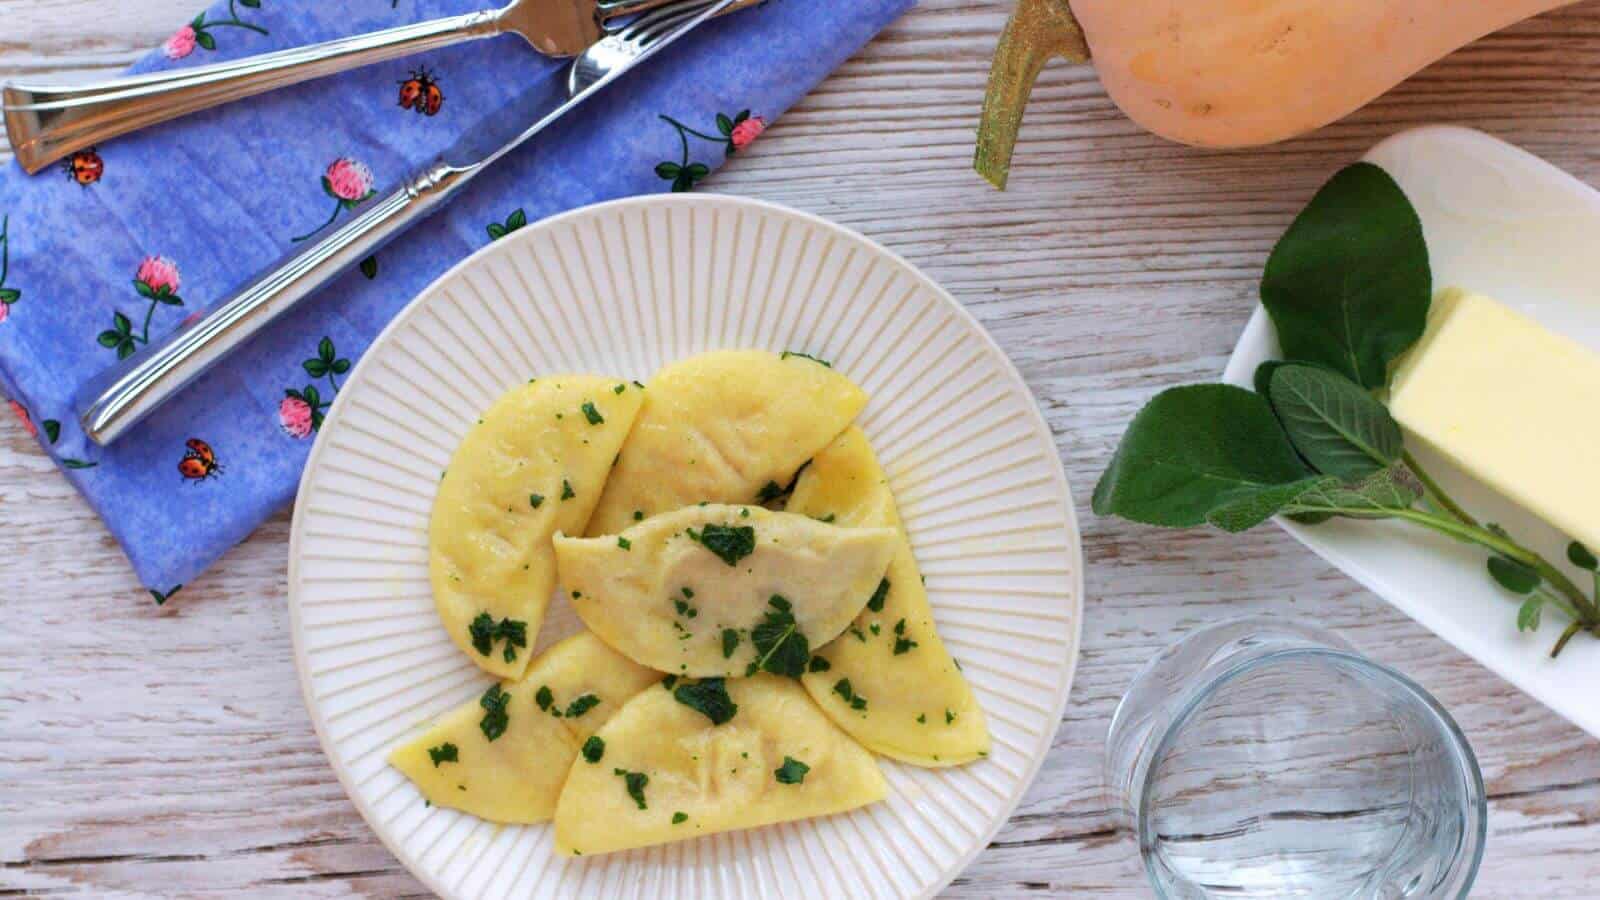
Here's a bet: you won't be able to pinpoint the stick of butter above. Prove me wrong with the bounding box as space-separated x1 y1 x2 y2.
1390 288 1600 551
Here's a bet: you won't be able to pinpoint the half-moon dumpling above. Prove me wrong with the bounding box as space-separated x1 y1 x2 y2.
585 350 867 535
387 632 659 824
553 673 886 856
788 427 990 766
555 504 897 677
431 377 643 678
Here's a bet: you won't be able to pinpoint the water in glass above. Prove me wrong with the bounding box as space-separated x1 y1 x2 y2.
1106 617 1485 899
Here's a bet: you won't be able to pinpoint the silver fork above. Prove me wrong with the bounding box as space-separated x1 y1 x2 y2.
2 0 759 174
75 0 740 446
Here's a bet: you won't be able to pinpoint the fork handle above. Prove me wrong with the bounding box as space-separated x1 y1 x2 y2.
3 11 501 174
75 156 482 446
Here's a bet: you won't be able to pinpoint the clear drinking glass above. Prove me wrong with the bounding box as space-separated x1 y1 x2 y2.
1105 617 1486 899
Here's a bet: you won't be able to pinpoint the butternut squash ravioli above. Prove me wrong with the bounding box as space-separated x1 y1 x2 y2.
397 349 991 856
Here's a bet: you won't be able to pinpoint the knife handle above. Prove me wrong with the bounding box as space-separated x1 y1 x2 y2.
75 157 480 446
3 11 500 174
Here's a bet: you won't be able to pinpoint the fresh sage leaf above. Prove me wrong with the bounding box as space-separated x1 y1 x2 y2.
1260 163 1430 389
1208 477 1340 533
1284 465 1419 517
1266 364 1403 480
1252 359 1292 399
1093 384 1322 532
1487 556 1540 595
1568 541 1598 571
1285 508 1337 526
1516 595 1544 632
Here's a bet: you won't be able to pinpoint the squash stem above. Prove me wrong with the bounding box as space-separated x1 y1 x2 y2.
974 0 1089 190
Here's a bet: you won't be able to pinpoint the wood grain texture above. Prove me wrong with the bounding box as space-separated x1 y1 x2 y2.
7 0 1600 895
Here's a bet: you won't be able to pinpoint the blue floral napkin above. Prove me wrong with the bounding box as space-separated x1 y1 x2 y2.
0 0 913 601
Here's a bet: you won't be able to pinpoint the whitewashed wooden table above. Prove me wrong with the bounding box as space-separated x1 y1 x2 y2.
6 1 1600 896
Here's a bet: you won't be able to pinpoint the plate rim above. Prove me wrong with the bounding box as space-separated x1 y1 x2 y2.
287 192 1085 899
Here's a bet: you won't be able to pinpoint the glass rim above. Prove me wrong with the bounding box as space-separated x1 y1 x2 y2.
1135 645 1488 900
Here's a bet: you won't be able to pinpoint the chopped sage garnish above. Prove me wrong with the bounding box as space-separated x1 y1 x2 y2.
427 743 458 767
673 677 738 725
479 685 511 741
774 756 810 784
614 768 649 810
687 523 755 566
866 578 890 613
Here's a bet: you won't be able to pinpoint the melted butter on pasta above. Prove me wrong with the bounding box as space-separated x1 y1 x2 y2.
789 427 990 766
553 674 886 856
556 504 896 678
586 350 866 535
430 377 643 678
388 632 659 823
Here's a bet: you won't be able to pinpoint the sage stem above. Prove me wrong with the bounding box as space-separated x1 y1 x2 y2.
1288 503 1598 622
1393 508 1596 621
1535 585 1583 624
1402 451 1478 528
1552 620 1585 658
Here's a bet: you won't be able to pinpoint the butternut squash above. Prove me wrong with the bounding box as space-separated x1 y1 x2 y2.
976 0 1576 187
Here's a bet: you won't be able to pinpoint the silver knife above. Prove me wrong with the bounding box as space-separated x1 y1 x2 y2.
76 0 737 446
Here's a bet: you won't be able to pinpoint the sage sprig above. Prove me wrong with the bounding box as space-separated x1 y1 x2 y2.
1260 162 1432 389
1094 162 1600 657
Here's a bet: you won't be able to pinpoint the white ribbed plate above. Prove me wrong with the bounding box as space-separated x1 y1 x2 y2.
288 194 1083 900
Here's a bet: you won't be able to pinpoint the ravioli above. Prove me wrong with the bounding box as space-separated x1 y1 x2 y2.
430 376 643 678
789 427 989 766
585 350 867 535
387 632 659 823
553 674 886 856
555 504 897 677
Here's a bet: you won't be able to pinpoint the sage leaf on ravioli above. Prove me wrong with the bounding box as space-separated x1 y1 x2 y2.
387 632 658 824
555 504 896 678
585 350 867 535
553 673 886 856
430 377 644 679
789 427 990 766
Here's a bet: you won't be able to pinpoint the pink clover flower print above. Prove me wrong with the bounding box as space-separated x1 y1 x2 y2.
655 110 763 192
8 400 36 439
294 158 378 242
163 8 270 59
278 337 351 438
279 396 315 439
325 158 376 203
730 116 767 150
100 256 185 359
163 25 198 59
0 301 8 325
136 255 182 299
